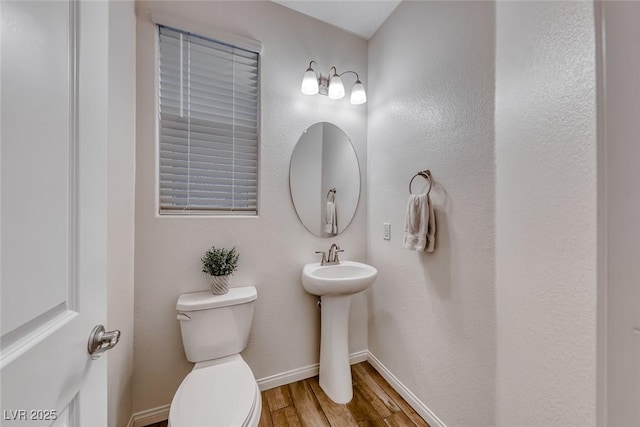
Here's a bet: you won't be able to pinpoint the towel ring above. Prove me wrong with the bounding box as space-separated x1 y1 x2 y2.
327 188 336 201
409 170 432 195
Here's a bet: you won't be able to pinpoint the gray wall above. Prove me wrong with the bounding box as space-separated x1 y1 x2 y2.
495 2 597 425
367 2 496 425
601 2 640 425
107 2 136 427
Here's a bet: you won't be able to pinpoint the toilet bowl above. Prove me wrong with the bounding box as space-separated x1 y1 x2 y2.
169 287 260 427
169 355 261 427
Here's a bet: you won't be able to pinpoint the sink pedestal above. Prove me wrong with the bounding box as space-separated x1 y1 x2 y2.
301 260 377 405
319 294 353 404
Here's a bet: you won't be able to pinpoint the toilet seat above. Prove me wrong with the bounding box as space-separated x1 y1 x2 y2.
169 356 260 427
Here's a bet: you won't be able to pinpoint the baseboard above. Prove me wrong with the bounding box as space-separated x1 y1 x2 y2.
349 349 369 364
127 404 170 427
256 350 368 391
366 351 446 427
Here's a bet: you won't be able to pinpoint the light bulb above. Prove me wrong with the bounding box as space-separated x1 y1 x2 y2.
301 68 319 95
350 80 367 105
328 74 345 100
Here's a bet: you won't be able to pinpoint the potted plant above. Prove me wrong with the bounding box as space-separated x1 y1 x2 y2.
201 246 239 295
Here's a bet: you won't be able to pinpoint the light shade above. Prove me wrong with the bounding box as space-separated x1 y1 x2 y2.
301 68 319 95
328 74 345 99
350 80 367 105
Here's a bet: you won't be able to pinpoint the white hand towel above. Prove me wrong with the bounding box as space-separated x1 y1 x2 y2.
403 193 436 252
425 194 436 252
324 200 338 235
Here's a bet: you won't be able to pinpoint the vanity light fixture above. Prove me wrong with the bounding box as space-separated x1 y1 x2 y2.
300 61 367 105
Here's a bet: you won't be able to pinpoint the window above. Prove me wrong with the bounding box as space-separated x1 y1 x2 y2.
158 25 259 215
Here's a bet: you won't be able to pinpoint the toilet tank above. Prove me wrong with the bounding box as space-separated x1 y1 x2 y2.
176 286 257 363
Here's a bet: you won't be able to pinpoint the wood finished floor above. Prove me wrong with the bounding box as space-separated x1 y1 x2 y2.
146 361 430 427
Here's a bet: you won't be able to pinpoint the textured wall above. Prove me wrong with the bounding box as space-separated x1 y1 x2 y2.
107 2 136 427
601 2 640 425
367 2 496 425
134 1 368 414
495 2 597 426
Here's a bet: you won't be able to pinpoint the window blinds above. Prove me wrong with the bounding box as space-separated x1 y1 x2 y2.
158 25 259 214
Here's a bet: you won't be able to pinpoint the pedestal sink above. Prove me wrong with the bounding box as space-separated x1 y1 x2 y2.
302 261 377 404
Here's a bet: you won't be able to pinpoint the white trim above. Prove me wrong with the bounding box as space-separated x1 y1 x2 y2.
366 351 446 427
349 349 369 364
256 350 368 391
256 362 318 392
149 10 262 53
128 404 170 427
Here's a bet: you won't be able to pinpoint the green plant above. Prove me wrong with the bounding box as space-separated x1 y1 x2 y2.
201 246 239 276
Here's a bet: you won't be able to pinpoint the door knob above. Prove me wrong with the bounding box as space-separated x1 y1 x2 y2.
88 325 120 360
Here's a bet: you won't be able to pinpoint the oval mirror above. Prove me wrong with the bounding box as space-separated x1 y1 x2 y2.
289 122 360 237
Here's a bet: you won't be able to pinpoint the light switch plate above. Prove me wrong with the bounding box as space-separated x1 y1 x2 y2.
383 223 391 240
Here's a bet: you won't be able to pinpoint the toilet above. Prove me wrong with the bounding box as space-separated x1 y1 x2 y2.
169 286 261 427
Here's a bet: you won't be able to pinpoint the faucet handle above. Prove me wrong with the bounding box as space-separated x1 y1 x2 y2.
315 251 327 265
334 249 344 263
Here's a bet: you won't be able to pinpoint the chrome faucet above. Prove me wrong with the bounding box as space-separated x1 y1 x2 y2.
328 243 344 264
315 243 344 265
327 243 340 264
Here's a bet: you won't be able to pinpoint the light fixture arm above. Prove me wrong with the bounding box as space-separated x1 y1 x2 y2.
338 70 361 82
307 60 320 77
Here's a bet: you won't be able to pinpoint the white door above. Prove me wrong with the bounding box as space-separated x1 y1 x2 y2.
1 1 111 426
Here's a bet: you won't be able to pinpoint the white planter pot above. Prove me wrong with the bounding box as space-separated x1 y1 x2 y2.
209 275 230 295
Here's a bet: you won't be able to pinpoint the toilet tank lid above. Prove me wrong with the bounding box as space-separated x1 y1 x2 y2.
177 286 257 312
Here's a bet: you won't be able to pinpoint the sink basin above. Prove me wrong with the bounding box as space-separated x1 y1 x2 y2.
301 260 377 404
302 261 378 296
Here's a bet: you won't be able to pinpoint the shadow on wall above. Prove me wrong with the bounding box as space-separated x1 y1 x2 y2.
418 182 452 300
